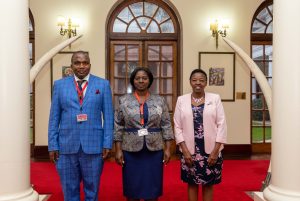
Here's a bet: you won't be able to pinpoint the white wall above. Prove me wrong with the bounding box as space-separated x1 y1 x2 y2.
29 0 264 146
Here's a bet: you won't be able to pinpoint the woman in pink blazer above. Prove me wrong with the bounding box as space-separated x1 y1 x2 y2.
174 69 227 201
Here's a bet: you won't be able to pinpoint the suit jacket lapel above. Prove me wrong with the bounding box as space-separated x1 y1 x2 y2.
68 76 78 103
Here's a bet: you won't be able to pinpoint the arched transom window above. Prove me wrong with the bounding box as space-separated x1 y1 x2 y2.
112 1 175 33
252 4 273 34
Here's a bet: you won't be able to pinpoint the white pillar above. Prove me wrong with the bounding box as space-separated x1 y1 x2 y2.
263 0 300 200
0 0 38 200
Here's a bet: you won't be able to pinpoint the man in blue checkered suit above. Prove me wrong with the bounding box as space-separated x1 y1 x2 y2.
48 51 114 201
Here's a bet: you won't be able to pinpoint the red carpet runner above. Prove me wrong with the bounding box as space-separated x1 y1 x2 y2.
31 160 269 201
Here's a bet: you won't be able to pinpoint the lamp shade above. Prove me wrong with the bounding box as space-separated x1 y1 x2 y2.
57 16 66 26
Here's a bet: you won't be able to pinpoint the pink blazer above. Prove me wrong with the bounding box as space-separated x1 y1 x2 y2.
174 92 227 154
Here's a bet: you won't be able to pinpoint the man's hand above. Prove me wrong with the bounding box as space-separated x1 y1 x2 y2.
49 151 59 163
102 148 111 160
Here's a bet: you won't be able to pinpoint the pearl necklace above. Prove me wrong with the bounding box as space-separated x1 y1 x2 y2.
192 95 204 104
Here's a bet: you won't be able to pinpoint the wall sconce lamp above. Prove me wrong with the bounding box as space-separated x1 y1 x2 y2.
57 16 80 38
210 19 229 49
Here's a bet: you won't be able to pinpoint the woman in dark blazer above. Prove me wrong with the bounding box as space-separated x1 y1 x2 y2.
114 67 174 201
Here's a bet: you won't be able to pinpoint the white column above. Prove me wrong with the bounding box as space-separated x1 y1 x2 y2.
0 0 38 200
263 0 300 200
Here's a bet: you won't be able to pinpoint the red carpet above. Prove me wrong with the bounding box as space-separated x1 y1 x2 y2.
31 160 269 201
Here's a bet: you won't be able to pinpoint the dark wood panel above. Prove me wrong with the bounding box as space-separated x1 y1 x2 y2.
252 143 271 154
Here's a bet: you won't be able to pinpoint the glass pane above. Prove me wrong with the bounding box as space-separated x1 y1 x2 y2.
30 96 33 111
257 8 272 24
113 19 127 32
266 22 273 33
114 45 126 60
161 46 173 61
265 110 271 122
148 46 160 61
128 21 141 33
265 62 272 77
255 62 265 75
252 127 263 143
137 17 151 30
268 5 273 14
161 62 173 77
161 19 175 33
252 79 262 93
252 45 263 60
161 79 172 93
252 110 263 122
265 127 271 142
154 8 170 23
252 95 263 109
148 62 160 77
251 77 257 90
30 127 33 144
164 95 172 111
149 79 159 94
267 78 272 87
252 19 266 33
117 7 134 23
264 99 269 110
265 109 271 121
128 62 138 76
114 79 126 94
114 62 126 77
147 21 160 33
129 2 143 17
144 2 158 17
28 43 32 60
265 45 273 60
128 45 139 61
29 20 33 31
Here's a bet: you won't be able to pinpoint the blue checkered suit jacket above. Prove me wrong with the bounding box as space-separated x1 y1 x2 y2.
48 74 114 154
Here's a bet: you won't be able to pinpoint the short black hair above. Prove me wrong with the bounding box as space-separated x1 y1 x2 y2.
130 67 154 90
71 51 89 63
189 68 207 81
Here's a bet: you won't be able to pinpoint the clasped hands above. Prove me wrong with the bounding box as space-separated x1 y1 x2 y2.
182 150 218 167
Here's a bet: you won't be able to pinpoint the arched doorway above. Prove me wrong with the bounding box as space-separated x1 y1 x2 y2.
106 0 181 114
250 0 273 153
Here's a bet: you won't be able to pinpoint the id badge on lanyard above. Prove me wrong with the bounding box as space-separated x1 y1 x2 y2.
138 128 148 136
77 114 88 122
134 91 150 136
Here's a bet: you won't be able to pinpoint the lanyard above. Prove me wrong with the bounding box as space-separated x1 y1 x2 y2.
74 79 88 106
134 91 149 126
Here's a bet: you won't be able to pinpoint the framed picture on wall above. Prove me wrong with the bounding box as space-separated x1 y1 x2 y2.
50 51 84 97
199 52 235 102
